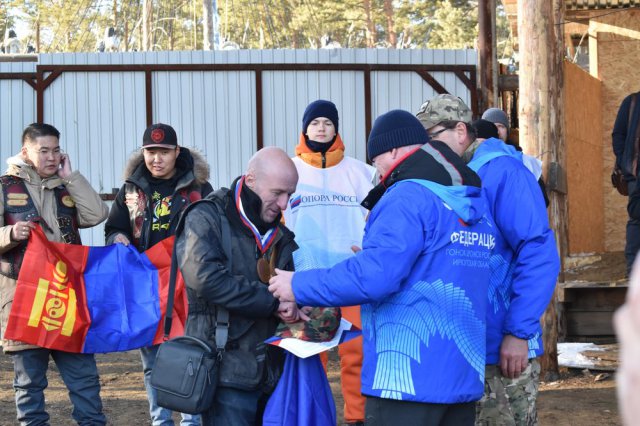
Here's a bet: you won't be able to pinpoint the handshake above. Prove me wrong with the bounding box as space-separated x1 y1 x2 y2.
268 269 310 324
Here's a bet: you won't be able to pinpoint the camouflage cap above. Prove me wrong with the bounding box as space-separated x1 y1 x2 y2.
416 94 473 130
275 307 341 342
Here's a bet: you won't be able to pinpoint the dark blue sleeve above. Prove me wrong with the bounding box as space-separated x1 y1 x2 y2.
629 183 640 220
613 94 632 166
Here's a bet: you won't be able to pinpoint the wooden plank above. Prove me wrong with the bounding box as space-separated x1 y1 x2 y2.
561 280 628 289
566 311 615 336
563 288 626 308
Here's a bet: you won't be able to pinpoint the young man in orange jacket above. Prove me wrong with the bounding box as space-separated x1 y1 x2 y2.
283 100 375 425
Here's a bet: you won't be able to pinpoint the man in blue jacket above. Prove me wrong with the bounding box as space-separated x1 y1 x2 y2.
417 95 560 425
269 109 495 425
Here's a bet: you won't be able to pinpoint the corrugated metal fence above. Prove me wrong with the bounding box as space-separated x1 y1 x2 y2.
0 49 477 244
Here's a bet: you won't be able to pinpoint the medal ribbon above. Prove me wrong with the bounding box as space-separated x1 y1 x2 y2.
234 176 278 255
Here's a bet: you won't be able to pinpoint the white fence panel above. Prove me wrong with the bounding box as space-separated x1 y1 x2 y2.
262 70 366 161
2 49 477 245
0 61 36 163
153 70 256 188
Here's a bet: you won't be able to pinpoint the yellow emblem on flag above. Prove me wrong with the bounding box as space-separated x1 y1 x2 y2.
28 260 77 336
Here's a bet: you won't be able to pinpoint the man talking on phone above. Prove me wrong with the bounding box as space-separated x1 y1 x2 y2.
0 123 109 425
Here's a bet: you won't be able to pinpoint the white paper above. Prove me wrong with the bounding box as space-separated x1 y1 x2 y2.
271 318 355 359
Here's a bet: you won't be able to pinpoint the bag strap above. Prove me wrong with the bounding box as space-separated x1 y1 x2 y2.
164 193 231 354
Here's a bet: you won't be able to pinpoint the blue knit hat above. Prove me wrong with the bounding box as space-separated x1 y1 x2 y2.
367 110 430 161
302 100 339 135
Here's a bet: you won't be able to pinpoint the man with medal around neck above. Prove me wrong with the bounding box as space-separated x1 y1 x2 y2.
175 146 306 425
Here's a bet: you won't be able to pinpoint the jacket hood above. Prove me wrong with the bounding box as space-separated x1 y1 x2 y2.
5 153 63 188
362 140 481 211
403 179 487 224
467 138 522 171
122 147 210 184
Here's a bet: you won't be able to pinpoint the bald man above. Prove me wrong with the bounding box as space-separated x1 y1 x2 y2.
174 147 303 425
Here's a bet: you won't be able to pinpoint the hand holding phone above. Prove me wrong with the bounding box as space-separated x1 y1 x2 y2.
58 153 72 179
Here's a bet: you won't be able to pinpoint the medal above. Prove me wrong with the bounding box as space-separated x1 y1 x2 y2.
257 245 278 284
257 258 271 283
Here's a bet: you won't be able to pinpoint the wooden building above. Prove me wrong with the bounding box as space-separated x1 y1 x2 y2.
501 0 640 342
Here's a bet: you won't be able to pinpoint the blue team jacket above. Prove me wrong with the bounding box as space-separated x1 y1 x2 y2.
468 138 560 364
293 179 495 404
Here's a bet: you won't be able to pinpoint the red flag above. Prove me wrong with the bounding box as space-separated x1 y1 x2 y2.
5 227 187 353
5 227 91 352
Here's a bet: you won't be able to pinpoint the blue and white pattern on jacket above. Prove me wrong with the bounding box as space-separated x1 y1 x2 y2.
487 254 514 314
293 179 494 403
469 138 560 365
362 279 485 400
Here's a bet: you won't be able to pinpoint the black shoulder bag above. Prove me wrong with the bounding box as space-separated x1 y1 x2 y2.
150 202 232 414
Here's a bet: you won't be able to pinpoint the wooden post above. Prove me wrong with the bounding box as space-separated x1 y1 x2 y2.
142 0 152 51
478 0 498 111
518 0 567 380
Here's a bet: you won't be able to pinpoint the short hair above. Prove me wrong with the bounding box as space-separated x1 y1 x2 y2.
438 120 477 141
22 123 61 146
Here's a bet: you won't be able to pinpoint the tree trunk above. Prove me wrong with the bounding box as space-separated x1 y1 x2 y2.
142 0 152 51
35 19 40 53
383 0 396 48
203 0 214 50
123 10 128 51
518 0 566 380
478 0 497 111
363 0 375 48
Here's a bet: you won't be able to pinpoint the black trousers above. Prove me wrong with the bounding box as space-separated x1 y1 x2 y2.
365 396 475 426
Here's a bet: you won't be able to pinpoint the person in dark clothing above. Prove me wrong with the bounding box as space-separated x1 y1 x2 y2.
481 108 550 207
175 146 304 425
471 119 499 141
613 92 640 273
105 123 212 426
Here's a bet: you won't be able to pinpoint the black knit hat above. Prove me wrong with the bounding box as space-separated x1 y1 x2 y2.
302 100 339 135
367 109 430 161
471 119 499 140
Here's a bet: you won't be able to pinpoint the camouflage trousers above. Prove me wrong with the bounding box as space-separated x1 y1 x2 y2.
475 359 541 426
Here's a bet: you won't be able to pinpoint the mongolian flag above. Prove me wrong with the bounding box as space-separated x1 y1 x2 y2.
4 226 187 353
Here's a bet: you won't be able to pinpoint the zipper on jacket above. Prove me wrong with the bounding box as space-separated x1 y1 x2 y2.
322 152 326 169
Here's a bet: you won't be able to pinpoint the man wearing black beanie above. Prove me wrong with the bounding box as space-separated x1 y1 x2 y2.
271 109 495 425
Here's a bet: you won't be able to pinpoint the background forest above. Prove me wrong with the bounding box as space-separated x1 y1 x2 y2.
0 0 512 54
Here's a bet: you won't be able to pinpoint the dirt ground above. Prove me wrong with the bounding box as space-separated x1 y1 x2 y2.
0 253 624 425
0 348 620 426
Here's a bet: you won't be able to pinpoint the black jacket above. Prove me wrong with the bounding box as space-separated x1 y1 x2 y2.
175 187 297 390
613 92 640 179
105 148 213 251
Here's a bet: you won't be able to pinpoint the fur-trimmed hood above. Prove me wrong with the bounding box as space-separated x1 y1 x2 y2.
122 147 210 185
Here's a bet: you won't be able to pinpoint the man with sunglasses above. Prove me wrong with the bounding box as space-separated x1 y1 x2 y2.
416 94 560 425
0 123 109 425
174 146 304 425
